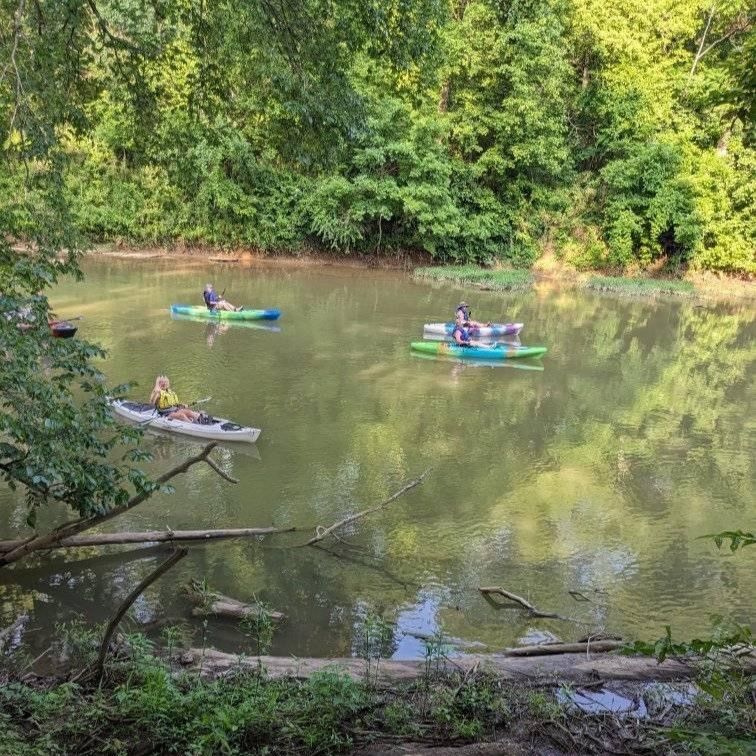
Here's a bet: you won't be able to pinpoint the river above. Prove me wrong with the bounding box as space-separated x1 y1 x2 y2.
1 257 754 658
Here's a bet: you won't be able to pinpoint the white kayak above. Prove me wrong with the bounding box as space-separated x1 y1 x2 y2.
424 322 524 338
110 399 261 443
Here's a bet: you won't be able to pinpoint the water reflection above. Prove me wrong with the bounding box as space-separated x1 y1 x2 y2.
0 260 753 659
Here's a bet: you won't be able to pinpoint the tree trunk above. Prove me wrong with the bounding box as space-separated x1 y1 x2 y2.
185 648 751 683
0 526 297 553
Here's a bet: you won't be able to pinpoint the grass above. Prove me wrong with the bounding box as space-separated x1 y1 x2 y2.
413 265 534 291
585 275 696 297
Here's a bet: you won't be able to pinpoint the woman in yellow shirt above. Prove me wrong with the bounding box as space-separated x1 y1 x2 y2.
149 375 201 423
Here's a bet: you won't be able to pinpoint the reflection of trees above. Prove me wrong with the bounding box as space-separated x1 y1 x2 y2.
1 264 754 653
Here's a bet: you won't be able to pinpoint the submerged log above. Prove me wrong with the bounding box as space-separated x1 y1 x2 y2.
185 648 753 683
184 580 285 622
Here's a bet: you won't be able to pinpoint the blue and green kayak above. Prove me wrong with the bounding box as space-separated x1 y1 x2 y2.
411 341 546 360
170 305 281 321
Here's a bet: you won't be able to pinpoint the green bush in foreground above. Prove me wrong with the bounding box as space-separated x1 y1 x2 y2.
414 266 534 291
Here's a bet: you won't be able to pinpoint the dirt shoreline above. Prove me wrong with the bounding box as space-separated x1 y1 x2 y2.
86 244 755 302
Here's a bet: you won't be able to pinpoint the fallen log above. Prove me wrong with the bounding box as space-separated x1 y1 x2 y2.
0 526 297 553
502 641 626 657
479 586 574 621
0 442 233 567
183 648 749 683
184 580 285 622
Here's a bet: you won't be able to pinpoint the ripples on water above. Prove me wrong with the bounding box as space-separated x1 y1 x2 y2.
0 259 753 658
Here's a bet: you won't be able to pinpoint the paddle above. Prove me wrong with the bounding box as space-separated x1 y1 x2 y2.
137 396 213 427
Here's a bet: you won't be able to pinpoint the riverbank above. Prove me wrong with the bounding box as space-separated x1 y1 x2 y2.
2 639 754 755
86 244 755 303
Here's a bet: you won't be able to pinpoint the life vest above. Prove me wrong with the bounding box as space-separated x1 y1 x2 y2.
203 290 217 309
452 324 471 344
156 388 181 409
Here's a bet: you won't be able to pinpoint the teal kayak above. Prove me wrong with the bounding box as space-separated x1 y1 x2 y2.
411 341 546 360
170 305 280 321
170 311 281 332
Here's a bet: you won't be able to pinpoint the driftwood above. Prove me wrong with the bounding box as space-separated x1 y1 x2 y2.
503 641 626 657
185 580 285 622
95 548 188 683
0 526 297 553
0 443 233 567
185 648 748 684
299 470 429 547
479 586 573 621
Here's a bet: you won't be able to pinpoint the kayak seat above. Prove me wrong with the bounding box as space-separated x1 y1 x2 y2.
121 401 154 412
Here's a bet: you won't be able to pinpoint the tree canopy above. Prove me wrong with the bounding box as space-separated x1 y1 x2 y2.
1 0 753 273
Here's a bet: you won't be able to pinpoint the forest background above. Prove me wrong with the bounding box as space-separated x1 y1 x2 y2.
1 0 754 275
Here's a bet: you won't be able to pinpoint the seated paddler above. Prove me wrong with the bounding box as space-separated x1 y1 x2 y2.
203 283 242 312
455 301 490 329
149 375 201 423
451 310 485 347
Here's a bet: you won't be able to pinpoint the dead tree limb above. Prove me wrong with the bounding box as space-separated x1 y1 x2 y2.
479 586 574 621
95 548 188 683
503 641 626 656
0 443 232 567
0 526 296 552
184 579 285 622
299 470 429 548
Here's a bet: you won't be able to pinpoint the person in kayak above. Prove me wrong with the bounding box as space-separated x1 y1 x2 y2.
203 283 242 312
149 375 202 422
451 310 486 347
455 302 492 329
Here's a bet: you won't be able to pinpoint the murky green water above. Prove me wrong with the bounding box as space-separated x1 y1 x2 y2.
1 258 754 658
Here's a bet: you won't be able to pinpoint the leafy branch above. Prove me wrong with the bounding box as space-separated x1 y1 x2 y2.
699 530 756 553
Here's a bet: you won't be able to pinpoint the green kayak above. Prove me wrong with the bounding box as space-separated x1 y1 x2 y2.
411 341 547 360
170 305 280 321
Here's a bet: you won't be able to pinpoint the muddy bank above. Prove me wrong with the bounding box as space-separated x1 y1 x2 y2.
86 243 755 302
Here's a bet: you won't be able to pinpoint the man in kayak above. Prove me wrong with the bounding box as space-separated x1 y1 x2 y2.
149 376 202 422
451 310 486 347
203 283 242 312
455 302 491 329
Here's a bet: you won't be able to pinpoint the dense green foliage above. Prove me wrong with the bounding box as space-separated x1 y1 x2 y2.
1 0 753 273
